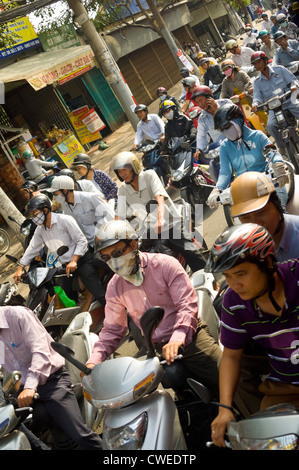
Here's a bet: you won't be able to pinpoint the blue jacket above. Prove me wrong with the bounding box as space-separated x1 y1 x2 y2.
216 125 282 190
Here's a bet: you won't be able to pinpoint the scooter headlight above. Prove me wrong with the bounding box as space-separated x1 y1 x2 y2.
171 165 191 181
103 412 148 450
238 434 299 450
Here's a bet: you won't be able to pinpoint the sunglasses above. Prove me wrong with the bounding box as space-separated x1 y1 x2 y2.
98 245 128 263
219 122 232 132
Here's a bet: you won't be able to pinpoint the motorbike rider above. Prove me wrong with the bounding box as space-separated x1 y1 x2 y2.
22 149 56 185
156 87 180 117
131 104 165 151
250 50 299 154
291 1 299 27
110 152 207 273
220 59 253 99
276 12 299 39
85 219 222 398
207 103 289 209
179 67 200 102
13 194 107 310
244 25 259 49
181 77 198 113
191 86 231 172
258 29 279 60
205 223 299 447
260 12 274 32
160 99 196 150
225 39 255 67
47 175 115 248
0 304 103 450
229 171 299 262
71 153 118 204
198 58 225 97
270 14 280 36
273 30 299 66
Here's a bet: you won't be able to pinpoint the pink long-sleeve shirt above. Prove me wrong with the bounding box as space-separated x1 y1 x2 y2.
88 252 199 364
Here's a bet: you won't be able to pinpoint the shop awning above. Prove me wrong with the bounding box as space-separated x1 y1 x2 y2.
0 45 97 91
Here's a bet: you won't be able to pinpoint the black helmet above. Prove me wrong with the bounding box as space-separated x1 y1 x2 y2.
71 153 92 171
214 103 245 130
180 67 189 77
205 224 276 273
273 30 287 42
21 180 38 191
134 104 148 114
25 194 52 217
57 168 76 182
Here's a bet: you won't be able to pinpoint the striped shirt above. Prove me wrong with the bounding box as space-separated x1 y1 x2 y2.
221 259 299 384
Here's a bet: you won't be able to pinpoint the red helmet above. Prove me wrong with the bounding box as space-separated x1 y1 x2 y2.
156 87 167 96
251 51 268 64
191 85 213 100
205 224 276 273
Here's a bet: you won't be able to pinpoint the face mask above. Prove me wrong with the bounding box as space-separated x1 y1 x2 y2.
165 110 174 120
246 31 252 36
32 212 45 226
222 121 242 141
223 67 233 77
107 250 143 286
54 194 65 204
281 21 287 27
159 94 167 101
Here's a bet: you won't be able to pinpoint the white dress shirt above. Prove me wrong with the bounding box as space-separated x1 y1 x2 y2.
134 114 165 146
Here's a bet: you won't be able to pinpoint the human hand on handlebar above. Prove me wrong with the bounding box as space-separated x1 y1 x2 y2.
14 266 25 284
17 388 37 407
272 162 289 187
162 341 184 365
207 187 221 209
66 260 78 277
211 408 235 447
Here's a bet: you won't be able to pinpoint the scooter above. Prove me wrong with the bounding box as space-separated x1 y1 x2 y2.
230 90 268 134
52 307 188 450
188 380 299 451
137 140 169 186
257 89 299 174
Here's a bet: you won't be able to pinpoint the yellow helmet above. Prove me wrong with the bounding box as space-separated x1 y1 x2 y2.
230 172 275 218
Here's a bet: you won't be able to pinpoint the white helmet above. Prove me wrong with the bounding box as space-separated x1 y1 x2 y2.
47 175 75 192
94 219 138 252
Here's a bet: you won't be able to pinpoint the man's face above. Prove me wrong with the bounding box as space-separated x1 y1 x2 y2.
117 167 135 183
252 57 267 72
262 35 271 46
238 201 281 237
194 95 215 113
275 36 288 49
75 165 89 177
223 261 268 301
230 45 240 55
136 110 147 121
99 240 135 263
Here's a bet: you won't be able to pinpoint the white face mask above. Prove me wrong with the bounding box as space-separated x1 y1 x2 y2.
54 194 65 204
107 251 143 286
222 121 242 141
165 110 174 120
32 212 45 226
159 94 167 101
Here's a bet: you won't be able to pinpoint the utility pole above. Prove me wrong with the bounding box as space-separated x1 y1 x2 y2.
0 187 25 247
67 0 139 130
145 0 200 76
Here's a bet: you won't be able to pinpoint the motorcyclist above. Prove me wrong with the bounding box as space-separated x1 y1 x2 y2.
198 58 225 96
71 153 118 204
131 104 165 151
86 219 222 398
244 25 259 49
220 59 253 99
22 149 56 184
13 194 108 310
258 29 278 60
178 67 200 102
181 77 198 113
225 39 255 67
229 171 299 262
260 12 274 32
160 99 196 151
273 30 299 66
276 12 299 39
110 152 207 273
251 50 299 154
205 223 299 447
57 168 100 194
47 175 115 248
190 86 231 169
156 87 180 117
207 103 288 209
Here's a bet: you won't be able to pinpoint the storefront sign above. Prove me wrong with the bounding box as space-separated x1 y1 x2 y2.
0 16 41 60
68 106 102 145
28 49 95 90
177 49 194 72
81 108 106 134
53 133 84 166
38 25 81 52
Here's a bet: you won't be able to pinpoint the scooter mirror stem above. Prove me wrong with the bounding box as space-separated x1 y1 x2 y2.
51 342 92 376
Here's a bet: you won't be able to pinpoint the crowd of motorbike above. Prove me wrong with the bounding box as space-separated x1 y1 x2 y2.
1 7 299 453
